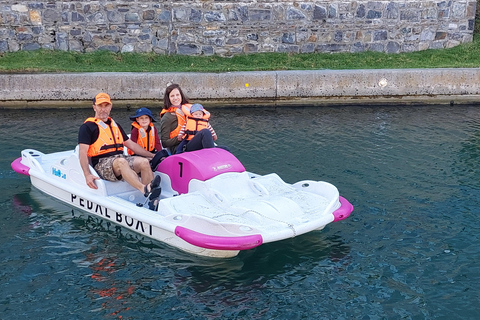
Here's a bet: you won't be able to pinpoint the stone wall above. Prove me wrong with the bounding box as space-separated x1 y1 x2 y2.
0 1 476 56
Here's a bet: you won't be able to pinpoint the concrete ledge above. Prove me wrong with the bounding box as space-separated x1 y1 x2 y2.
1 68 480 108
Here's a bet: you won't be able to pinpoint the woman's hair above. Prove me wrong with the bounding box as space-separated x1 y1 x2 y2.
163 83 189 109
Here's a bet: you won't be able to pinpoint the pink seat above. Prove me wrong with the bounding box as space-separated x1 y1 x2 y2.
157 148 245 194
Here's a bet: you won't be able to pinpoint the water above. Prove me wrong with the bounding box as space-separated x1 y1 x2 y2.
1 105 480 319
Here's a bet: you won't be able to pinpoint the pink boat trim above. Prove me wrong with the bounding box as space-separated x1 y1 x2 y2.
175 226 263 251
333 196 354 222
11 157 30 176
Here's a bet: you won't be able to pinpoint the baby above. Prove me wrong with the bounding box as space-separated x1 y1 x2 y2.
176 103 217 153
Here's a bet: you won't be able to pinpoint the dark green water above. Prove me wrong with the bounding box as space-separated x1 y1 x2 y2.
1 105 480 319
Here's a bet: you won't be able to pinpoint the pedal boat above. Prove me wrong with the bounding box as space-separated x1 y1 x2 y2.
11 147 353 258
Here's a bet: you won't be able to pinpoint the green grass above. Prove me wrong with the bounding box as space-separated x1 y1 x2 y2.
2 32 480 73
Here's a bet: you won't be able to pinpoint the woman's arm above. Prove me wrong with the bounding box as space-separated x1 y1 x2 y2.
160 113 179 148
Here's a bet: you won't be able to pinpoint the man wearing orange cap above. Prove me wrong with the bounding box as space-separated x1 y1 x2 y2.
78 93 161 210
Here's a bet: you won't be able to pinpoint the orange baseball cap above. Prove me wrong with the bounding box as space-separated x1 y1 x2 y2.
94 92 112 105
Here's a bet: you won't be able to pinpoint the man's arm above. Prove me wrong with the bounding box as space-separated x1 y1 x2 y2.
78 143 99 189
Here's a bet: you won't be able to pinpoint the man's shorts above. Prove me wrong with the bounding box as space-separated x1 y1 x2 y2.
94 154 136 182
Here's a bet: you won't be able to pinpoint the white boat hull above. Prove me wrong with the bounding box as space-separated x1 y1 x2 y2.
12 147 353 258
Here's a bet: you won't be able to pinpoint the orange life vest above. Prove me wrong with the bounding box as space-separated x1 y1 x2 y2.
127 122 156 155
85 117 124 158
182 105 211 141
160 104 191 139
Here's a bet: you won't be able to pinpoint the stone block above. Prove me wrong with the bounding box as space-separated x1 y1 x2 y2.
420 29 435 41
55 32 68 51
201 45 214 55
277 44 299 53
373 30 387 41
328 5 338 18
177 43 200 55
244 43 258 53
402 43 418 52
173 8 189 22
139 33 150 40
334 31 343 42
29 10 42 25
159 10 171 22
190 9 202 22
313 5 327 20
8 40 20 52
205 11 226 22
125 13 140 22
105 10 122 23
32 26 43 35
246 33 258 41
12 5 28 13
155 38 169 50
435 31 447 40
137 43 153 52
350 42 365 52
300 43 315 53
366 10 382 19
143 10 155 20
249 9 271 21
386 41 400 53
286 7 306 20
88 12 106 24
282 32 295 44
237 6 248 22
356 4 366 18
230 46 244 55
23 42 41 50
226 38 242 45
0 40 8 52
43 8 61 23
70 28 81 36
16 33 33 41
68 39 83 52
98 45 120 52
72 12 85 22
27 3 44 10
322 43 347 52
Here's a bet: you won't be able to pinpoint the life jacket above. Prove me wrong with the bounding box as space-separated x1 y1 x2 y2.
160 104 191 139
182 105 211 141
85 117 124 158
127 122 156 155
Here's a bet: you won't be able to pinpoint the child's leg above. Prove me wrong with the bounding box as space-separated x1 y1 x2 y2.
176 139 188 154
185 129 215 151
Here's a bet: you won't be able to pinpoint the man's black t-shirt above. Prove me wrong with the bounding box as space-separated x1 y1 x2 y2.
78 118 129 166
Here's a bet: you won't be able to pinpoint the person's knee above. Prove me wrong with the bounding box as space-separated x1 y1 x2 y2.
112 157 130 173
133 156 151 171
113 157 128 167
139 158 150 169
